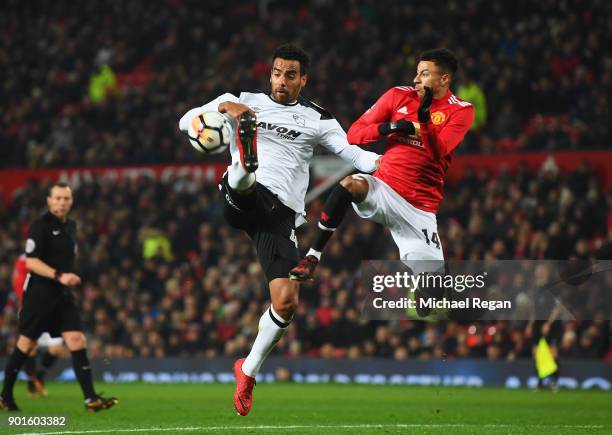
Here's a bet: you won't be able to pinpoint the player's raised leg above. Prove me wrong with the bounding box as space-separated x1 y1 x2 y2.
289 175 369 281
234 278 298 416
219 103 258 195
218 111 260 225
237 111 258 173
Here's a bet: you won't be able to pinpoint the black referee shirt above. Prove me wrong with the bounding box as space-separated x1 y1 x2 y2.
24 211 77 289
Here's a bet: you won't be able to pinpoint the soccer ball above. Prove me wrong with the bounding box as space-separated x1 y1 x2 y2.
187 111 232 154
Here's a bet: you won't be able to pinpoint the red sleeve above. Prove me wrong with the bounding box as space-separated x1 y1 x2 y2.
420 105 474 159
12 257 26 303
347 88 396 144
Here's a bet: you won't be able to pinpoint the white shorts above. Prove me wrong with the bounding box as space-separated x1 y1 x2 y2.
352 174 444 265
37 332 64 347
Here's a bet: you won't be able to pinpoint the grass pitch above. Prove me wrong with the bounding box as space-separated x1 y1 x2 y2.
2 382 611 434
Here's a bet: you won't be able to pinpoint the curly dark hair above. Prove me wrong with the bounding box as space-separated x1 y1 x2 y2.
272 44 310 75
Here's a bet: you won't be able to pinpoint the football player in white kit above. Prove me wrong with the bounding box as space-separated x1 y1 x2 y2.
179 44 380 416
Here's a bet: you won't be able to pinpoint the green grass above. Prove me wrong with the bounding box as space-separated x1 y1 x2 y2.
2 382 611 434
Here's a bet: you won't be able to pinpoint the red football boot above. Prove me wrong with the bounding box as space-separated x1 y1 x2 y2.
233 358 256 416
288 255 319 281
237 112 258 173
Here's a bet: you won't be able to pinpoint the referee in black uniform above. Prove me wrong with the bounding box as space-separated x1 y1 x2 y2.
0 182 117 412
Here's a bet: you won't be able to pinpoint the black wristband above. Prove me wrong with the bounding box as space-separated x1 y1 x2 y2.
54 270 63 281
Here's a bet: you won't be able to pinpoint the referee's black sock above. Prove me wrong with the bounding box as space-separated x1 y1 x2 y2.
1 347 29 400
71 349 96 400
312 184 353 252
38 350 59 381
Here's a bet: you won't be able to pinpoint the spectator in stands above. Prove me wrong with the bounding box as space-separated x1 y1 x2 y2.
1 0 611 168
0 143 610 362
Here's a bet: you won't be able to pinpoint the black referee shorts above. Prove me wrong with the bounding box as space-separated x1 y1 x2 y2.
19 284 83 340
220 175 299 282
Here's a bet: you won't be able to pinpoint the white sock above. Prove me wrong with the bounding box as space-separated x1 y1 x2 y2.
228 160 255 191
306 248 321 260
242 306 291 377
223 113 255 191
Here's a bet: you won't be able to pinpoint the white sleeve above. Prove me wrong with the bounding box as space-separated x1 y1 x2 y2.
178 92 240 132
318 118 380 173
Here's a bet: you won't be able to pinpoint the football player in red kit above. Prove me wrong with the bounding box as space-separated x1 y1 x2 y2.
12 255 27 306
290 48 474 280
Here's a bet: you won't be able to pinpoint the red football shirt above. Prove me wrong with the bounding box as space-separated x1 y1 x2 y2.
12 254 28 305
347 86 474 213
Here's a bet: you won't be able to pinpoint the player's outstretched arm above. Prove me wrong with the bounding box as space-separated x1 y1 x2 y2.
178 92 239 132
336 145 380 173
218 101 255 120
318 118 380 173
347 88 396 144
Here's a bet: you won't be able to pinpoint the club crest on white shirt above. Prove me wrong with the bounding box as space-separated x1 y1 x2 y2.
293 114 306 126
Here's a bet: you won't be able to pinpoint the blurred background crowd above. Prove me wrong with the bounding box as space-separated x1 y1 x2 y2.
0 0 611 362
1 0 611 168
0 162 610 360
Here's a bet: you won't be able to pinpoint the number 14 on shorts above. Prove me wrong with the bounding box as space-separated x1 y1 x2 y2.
421 229 441 249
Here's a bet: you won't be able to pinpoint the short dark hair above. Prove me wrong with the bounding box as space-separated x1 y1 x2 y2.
47 181 70 197
419 48 458 76
272 44 310 75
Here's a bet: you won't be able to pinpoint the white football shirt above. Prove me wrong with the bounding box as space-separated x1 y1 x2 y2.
179 90 379 221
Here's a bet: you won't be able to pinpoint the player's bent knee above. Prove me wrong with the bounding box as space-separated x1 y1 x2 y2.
340 175 368 203
63 332 86 350
17 335 37 354
339 175 354 190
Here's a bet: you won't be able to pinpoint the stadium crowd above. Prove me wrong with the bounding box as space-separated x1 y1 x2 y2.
1 0 611 168
0 161 610 361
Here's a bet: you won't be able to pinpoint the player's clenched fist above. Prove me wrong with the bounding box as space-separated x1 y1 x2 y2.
418 86 433 123
378 119 416 136
218 101 255 120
